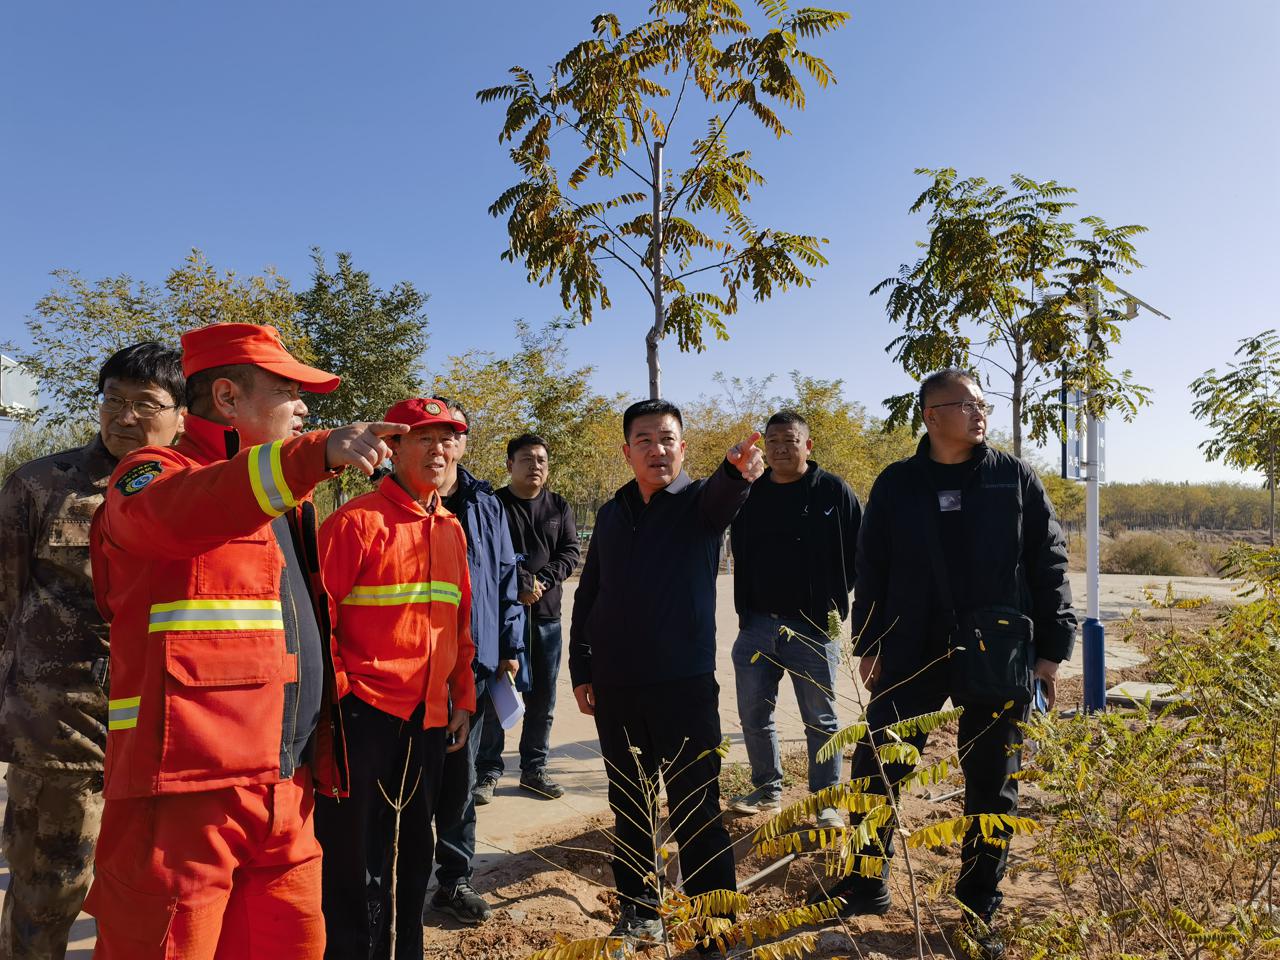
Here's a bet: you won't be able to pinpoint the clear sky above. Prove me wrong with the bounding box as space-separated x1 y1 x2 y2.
2 1 1276 483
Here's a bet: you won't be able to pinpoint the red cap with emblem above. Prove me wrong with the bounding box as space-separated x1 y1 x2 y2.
383 398 469 434
180 323 340 394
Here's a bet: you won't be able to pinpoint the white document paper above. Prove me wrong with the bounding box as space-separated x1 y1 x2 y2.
490 670 525 731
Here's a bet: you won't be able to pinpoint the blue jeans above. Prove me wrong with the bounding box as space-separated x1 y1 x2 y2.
476 619 562 780
433 674 486 888
731 612 841 796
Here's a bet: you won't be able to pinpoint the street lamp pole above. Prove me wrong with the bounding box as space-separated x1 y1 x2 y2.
1080 285 1169 712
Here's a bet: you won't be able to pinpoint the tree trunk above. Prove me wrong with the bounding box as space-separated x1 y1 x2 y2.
1270 436 1275 547
1011 339 1025 458
647 141 665 400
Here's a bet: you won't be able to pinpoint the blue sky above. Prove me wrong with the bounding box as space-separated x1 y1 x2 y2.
2 1 1277 483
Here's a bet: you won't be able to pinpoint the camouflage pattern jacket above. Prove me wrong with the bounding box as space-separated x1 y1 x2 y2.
0 435 116 770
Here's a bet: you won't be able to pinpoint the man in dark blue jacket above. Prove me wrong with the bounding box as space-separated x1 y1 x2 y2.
827 368 1075 960
569 399 763 955
427 400 524 926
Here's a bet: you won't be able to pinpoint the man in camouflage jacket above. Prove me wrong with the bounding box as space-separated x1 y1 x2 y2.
0 343 184 960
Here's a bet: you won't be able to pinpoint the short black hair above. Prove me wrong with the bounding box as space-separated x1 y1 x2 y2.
919 367 978 411
97 341 185 406
184 364 257 415
765 409 808 434
437 396 469 425
507 433 549 460
622 398 683 441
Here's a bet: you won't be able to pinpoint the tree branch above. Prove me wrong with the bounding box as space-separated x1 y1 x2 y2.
664 62 692 139
664 62 766 217
670 251 749 283
596 247 658 303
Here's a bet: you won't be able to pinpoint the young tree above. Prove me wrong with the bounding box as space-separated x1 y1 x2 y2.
296 249 429 430
9 250 305 426
479 0 848 399
874 168 1152 456
431 322 630 504
1190 330 1280 544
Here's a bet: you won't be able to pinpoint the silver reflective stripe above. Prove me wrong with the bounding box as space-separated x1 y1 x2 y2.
149 608 283 625
255 443 289 513
108 703 139 723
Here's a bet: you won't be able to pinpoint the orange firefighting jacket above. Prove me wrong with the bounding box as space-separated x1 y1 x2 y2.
319 476 476 726
91 414 349 800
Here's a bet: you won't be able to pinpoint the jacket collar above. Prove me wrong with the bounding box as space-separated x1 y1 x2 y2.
913 433 990 465
82 433 119 481
616 468 692 504
377 474 444 517
178 413 242 464
451 465 492 501
760 460 822 489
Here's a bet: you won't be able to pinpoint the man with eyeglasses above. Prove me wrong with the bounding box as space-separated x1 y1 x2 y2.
820 368 1074 960
0 341 184 958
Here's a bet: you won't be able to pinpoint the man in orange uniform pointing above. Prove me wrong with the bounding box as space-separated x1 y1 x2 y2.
314 397 476 960
86 322 409 960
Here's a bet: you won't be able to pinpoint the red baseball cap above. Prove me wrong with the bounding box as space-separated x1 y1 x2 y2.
180 323 340 394
383 398 469 434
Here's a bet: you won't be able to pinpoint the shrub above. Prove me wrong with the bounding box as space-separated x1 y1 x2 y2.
1102 532 1193 576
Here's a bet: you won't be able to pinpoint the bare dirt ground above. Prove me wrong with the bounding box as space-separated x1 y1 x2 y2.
423 595 1233 960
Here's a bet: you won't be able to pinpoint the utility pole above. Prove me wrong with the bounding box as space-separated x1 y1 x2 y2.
645 141 665 400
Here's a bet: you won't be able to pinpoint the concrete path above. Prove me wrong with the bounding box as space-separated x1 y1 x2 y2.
0 571 1240 947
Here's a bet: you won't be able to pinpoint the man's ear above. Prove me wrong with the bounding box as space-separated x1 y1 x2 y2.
210 377 239 419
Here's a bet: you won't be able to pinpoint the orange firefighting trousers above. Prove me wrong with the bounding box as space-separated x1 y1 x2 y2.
85 768 323 960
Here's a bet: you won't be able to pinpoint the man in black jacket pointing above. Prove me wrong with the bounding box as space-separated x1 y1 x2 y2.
569 398 764 955
829 368 1075 960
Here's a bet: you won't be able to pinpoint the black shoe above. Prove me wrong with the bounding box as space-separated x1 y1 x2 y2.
606 904 665 958
810 875 892 916
518 769 565 799
472 777 497 806
430 880 493 925
955 913 1005 960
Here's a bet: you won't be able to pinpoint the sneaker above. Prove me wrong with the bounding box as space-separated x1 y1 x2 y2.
430 880 493 925
810 875 892 916
606 904 665 958
518 769 565 799
955 913 1005 960
815 806 844 831
728 786 782 816
472 777 497 806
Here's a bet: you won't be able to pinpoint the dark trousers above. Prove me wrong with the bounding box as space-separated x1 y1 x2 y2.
847 662 1025 917
593 674 737 918
476 618 563 780
433 673 487 889
315 697 445 960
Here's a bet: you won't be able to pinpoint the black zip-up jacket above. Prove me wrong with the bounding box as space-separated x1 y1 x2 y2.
569 462 750 688
852 437 1075 677
495 486 580 620
730 461 861 629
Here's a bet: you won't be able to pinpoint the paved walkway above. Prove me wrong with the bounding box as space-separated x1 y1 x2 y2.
0 571 1237 949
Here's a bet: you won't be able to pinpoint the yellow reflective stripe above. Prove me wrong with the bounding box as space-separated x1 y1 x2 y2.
341 581 462 607
108 696 141 730
246 441 296 516
148 599 284 633
150 599 283 612
268 441 296 510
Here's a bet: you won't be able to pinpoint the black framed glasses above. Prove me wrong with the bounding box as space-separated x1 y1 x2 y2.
928 400 995 416
100 396 178 420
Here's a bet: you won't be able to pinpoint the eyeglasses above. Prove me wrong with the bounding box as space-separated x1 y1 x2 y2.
928 400 995 416
100 396 178 420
